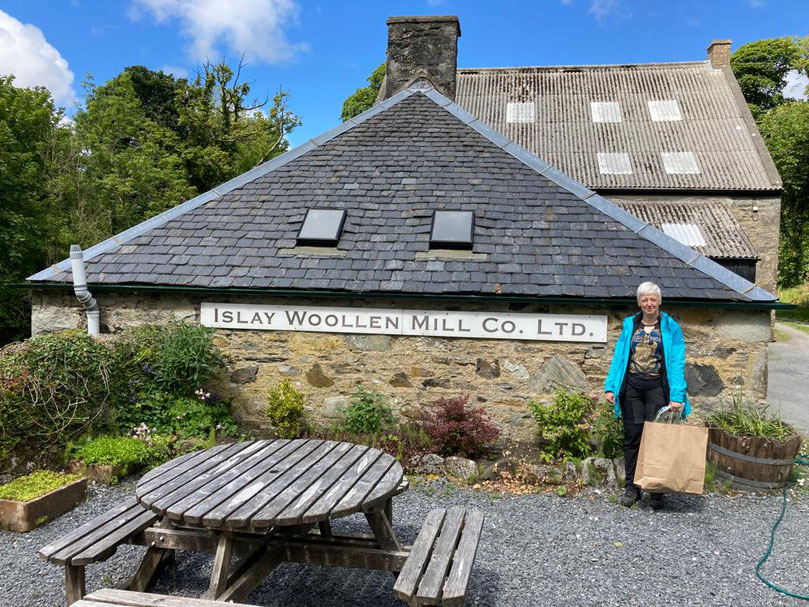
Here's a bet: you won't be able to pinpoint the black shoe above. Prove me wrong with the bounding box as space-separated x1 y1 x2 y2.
648 493 665 510
618 486 640 507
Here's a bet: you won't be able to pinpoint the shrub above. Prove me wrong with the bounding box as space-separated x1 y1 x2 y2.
146 323 223 394
529 390 594 461
592 406 624 459
0 470 82 502
266 379 306 438
340 384 394 434
120 391 237 439
707 396 795 440
419 395 500 458
70 435 172 471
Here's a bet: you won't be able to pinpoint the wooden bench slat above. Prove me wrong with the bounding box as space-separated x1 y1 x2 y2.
72 510 160 565
39 498 144 563
415 506 466 604
85 588 255 606
441 510 484 606
392 508 446 601
329 455 396 520
68 601 113 607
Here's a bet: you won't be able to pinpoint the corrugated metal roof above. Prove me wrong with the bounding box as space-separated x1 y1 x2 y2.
614 200 757 259
456 62 780 191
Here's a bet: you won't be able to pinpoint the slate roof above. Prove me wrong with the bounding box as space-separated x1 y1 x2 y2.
614 200 757 260
455 62 782 192
27 82 775 302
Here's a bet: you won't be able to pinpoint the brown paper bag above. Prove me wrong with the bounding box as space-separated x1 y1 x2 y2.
635 421 709 494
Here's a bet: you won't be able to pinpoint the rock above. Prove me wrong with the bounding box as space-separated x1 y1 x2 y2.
503 360 529 380
278 363 300 376
346 335 392 351
422 377 450 389
306 363 334 387
411 453 445 475
585 345 607 359
685 363 724 397
322 396 348 419
507 413 530 427
613 457 626 487
563 460 578 481
527 355 588 394
243 355 287 363
593 457 618 490
399 406 423 421
581 457 595 485
545 466 563 484
521 464 545 484
389 372 412 388
475 358 500 379
494 457 521 477
230 366 258 384
444 456 478 481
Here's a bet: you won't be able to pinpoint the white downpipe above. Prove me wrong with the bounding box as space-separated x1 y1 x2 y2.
69 245 100 336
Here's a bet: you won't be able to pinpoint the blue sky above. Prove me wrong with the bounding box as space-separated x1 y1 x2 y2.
1 0 807 146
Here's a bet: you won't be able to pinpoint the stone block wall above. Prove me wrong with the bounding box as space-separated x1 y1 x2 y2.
31 290 769 441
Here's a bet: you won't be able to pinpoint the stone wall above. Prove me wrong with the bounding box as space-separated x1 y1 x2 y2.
608 194 781 294
32 290 770 441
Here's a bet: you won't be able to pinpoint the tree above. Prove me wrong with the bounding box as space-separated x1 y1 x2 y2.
341 63 385 122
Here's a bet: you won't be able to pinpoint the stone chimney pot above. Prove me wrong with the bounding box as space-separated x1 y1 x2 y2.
707 39 732 68
382 15 461 101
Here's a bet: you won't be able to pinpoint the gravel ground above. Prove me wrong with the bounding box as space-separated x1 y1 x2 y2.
1 479 807 607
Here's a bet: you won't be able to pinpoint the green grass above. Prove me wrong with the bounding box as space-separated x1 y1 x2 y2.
782 321 809 336
777 284 809 323
0 470 81 502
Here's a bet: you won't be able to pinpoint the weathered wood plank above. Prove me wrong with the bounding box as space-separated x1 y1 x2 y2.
214 543 285 602
207 535 235 598
415 506 465 604
39 498 143 563
360 459 404 512
442 510 484 606
85 587 256 606
263 442 365 525
133 449 205 491
392 508 446 601
281 542 409 571
125 518 175 593
66 564 86 605
329 455 396 519
145 441 276 516
364 508 402 551
71 510 160 565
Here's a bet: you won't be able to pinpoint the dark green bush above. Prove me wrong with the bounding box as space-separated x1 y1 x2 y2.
529 390 595 462
314 422 432 471
266 379 306 438
142 323 223 394
117 390 237 439
339 384 394 434
592 406 624 459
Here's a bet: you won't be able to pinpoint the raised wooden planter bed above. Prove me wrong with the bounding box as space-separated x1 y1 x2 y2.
0 477 87 532
68 461 133 484
707 427 802 491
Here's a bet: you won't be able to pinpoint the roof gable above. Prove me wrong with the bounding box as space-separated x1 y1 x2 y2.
28 82 774 302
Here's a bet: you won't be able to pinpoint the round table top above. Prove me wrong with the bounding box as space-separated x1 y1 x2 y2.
135 439 403 531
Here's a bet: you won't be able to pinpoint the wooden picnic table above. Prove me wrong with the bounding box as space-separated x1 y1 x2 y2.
134 438 407 602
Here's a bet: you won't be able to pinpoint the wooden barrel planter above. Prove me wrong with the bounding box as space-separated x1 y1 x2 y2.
707 427 802 491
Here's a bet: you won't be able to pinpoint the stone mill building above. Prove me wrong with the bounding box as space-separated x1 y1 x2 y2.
26 16 783 440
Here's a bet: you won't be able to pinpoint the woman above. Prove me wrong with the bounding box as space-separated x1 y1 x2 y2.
604 282 689 509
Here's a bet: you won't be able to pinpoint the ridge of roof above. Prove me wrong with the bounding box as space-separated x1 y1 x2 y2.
28 80 776 302
458 60 709 72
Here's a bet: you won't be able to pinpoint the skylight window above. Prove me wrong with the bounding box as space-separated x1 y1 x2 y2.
597 152 633 175
661 152 699 174
506 102 535 123
661 223 706 247
297 209 346 246
648 100 683 121
590 101 622 123
430 211 474 249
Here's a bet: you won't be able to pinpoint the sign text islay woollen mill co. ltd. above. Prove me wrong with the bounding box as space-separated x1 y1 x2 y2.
200 303 608 343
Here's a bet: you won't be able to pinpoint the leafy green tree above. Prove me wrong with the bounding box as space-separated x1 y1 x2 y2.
341 63 385 122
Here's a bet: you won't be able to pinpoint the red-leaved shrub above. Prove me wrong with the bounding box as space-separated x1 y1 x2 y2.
420 395 500 458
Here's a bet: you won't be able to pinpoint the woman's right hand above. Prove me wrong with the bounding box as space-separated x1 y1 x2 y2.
605 391 614 404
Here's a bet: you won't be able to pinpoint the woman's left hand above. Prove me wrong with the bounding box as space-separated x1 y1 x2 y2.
669 401 683 412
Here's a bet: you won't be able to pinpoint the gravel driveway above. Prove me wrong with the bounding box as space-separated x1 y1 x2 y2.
1 479 807 607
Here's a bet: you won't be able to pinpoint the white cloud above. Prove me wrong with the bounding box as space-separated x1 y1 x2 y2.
748 0 766 8
784 69 809 101
131 0 308 65
160 64 190 79
0 10 76 106
589 0 630 22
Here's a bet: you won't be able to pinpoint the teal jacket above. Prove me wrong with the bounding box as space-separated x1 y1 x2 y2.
604 311 690 418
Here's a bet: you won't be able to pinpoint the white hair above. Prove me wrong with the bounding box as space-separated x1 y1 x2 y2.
637 282 662 303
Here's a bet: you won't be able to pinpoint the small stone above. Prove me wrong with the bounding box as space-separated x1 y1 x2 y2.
507 413 527 427
422 377 450 389
685 363 724 397
346 335 391 351
581 457 595 485
278 363 300 377
545 466 563 484
475 358 500 379
444 456 478 481
389 371 412 388
306 363 334 388
322 396 348 419
613 457 626 487
593 457 618 490
412 453 445 475
503 360 530 380
230 366 258 384
563 460 577 481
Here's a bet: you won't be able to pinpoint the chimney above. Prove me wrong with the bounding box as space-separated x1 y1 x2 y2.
381 16 461 101
707 39 732 68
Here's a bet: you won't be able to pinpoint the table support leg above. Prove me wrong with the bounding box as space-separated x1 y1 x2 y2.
208 533 235 598
127 516 176 592
65 564 85 606
318 520 333 537
365 508 402 551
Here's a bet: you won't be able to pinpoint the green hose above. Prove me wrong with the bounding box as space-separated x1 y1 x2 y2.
754 456 809 601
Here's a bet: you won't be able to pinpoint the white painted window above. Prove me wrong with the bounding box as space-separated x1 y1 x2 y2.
661 223 706 247
597 152 633 175
661 151 700 174
590 101 622 123
648 100 683 121
506 102 536 123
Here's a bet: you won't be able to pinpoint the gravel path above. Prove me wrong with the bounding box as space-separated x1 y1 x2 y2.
769 322 809 434
1 478 807 607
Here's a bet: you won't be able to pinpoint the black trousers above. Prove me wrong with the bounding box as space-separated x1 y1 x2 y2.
622 382 666 488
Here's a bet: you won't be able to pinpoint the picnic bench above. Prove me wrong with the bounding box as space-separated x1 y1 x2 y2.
40 439 484 606
73 588 255 606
